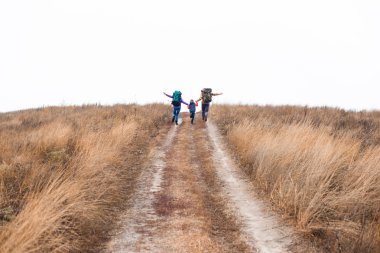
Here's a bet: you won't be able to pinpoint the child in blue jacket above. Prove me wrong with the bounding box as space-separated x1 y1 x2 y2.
187 99 198 124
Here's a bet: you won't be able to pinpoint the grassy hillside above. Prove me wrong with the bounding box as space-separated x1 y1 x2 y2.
0 104 169 253
211 105 380 253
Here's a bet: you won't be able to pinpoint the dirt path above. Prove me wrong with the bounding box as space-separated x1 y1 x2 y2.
108 115 295 253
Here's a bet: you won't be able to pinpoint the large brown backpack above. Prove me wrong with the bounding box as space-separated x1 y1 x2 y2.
203 88 212 103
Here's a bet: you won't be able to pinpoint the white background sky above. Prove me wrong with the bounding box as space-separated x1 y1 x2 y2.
0 0 379 112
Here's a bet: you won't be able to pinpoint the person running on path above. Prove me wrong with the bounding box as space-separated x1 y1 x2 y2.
163 91 189 125
187 99 198 124
196 88 223 122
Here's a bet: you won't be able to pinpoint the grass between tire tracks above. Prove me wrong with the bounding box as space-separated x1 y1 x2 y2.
149 117 251 252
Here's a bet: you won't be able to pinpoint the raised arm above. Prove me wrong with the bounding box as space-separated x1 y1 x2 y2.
163 92 173 99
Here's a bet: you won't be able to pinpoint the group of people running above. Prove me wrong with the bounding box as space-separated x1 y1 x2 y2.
163 88 223 125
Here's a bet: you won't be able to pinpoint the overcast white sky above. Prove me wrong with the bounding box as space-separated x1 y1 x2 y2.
0 0 379 112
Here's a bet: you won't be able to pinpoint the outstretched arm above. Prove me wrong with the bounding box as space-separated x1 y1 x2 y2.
163 92 173 99
181 99 189 106
211 92 223 96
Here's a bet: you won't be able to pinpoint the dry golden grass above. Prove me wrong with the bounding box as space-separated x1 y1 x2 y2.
0 104 169 253
211 105 380 253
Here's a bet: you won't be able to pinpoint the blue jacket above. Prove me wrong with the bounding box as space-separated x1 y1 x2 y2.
189 102 196 113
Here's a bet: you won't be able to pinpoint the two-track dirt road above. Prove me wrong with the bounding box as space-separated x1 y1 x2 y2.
108 114 296 253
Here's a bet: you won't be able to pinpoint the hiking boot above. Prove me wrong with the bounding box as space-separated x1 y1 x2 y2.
172 116 175 122
175 120 178 125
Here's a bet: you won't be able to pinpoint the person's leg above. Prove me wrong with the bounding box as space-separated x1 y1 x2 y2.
201 103 206 120
190 112 195 124
203 104 210 121
174 107 180 124
172 107 176 122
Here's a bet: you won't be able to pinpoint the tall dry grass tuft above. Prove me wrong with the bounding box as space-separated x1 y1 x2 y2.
212 105 380 253
0 104 169 252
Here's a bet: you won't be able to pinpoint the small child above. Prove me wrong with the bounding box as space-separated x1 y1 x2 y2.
188 99 198 124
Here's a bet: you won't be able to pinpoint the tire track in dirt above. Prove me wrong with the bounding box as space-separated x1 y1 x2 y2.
108 126 177 252
207 122 294 253
189 123 253 252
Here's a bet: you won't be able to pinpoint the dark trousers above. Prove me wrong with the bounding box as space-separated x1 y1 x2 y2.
173 106 180 122
201 103 210 120
190 112 195 124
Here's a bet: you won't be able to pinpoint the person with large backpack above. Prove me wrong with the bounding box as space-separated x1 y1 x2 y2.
163 91 189 125
195 88 223 122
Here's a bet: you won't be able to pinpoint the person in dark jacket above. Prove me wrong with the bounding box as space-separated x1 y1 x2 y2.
187 99 198 124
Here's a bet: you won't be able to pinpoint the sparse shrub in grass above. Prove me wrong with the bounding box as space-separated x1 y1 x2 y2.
0 104 169 253
212 105 380 253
